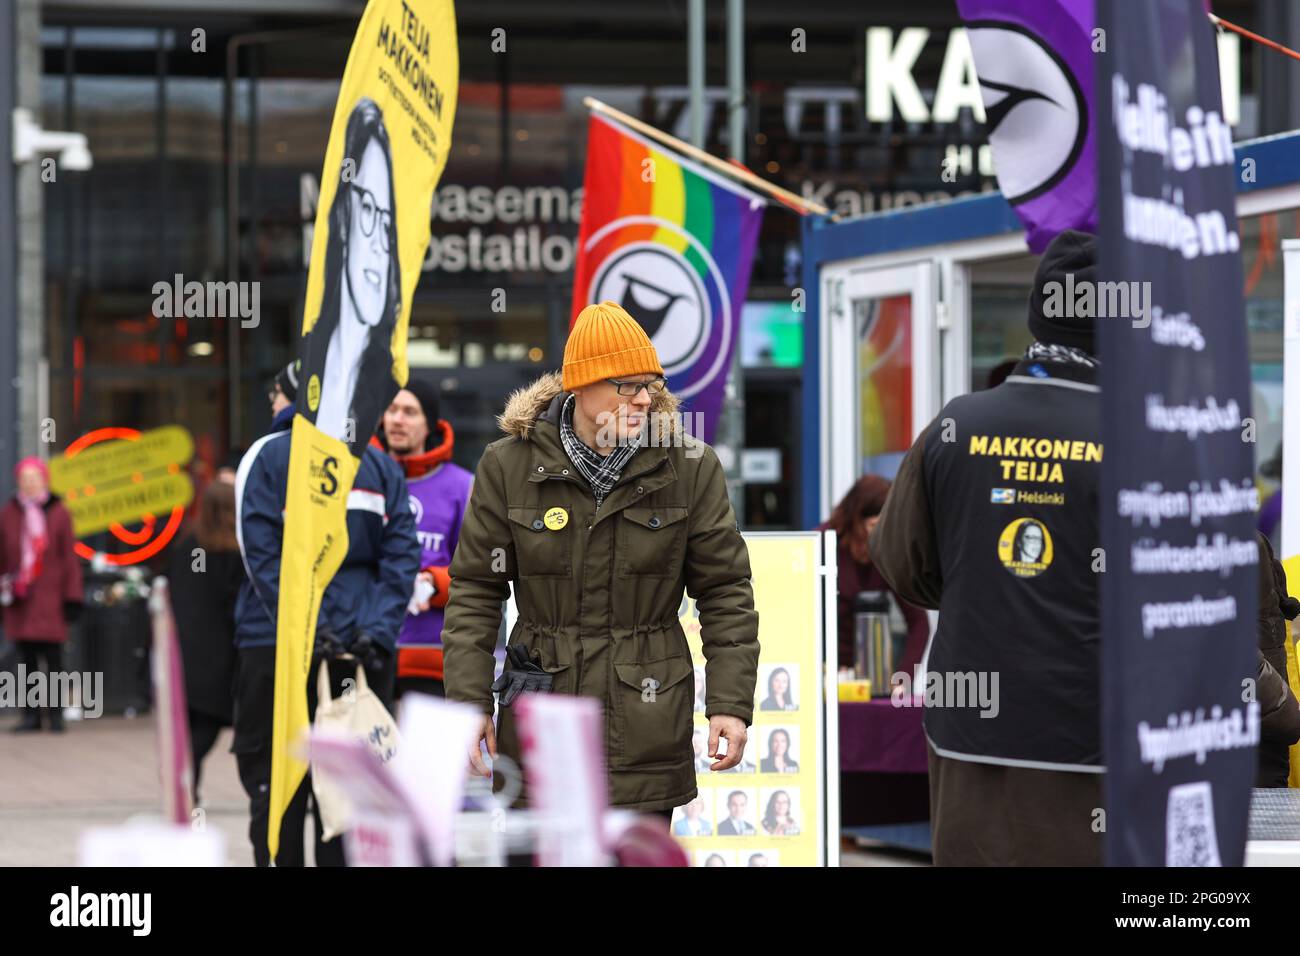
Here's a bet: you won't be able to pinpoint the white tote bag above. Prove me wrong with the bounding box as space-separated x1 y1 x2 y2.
310 660 401 841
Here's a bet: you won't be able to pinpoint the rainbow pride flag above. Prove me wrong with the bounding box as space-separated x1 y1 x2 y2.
572 114 765 442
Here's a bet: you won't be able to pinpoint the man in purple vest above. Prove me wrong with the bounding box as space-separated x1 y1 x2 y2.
375 378 473 698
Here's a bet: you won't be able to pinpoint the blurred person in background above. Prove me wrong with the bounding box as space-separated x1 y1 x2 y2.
1257 442 1282 552
375 378 472 700
269 360 299 423
1255 532 1300 787
2 457 83 733
168 479 244 803
819 475 929 676
216 448 246 486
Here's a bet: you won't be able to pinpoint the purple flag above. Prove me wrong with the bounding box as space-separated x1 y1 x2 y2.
957 0 1096 251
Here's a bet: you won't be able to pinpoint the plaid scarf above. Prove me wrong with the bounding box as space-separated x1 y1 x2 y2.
559 394 641 507
1025 341 1099 368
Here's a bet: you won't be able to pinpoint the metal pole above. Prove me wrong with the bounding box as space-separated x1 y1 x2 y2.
224 40 242 448
0 0 18 497
727 0 744 160
688 0 705 148
14 0 43 469
721 0 745 518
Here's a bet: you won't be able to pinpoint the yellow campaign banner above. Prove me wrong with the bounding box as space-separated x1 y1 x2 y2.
271 0 458 859
49 425 193 492
675 534 826 867
48 426 195 537
62 474 194 538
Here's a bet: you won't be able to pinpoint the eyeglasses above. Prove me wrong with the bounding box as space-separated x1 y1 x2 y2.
350 183 392 251
607 377 667 398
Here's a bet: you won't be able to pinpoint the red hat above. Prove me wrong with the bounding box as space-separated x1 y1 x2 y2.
14 456 48 482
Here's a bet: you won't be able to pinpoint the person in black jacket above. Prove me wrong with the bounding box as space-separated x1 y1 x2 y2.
1255 533 1300 786
232 368 420 867
871 230 1105 866
168 479 244 804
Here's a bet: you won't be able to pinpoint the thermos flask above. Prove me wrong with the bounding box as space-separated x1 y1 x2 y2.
853 590 893 697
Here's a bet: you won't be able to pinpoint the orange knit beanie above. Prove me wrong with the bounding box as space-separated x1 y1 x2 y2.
561 301 664 391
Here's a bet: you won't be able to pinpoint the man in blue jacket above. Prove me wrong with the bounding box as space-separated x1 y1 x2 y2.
232 362 420 866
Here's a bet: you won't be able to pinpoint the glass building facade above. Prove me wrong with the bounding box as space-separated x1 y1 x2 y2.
29 0 1285 534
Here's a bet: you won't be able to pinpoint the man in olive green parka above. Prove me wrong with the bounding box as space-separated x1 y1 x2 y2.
442 301 759 812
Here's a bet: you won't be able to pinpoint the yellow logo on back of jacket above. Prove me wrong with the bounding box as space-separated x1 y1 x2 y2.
997 517 1054 578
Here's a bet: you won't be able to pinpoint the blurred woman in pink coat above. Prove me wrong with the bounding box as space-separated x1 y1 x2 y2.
1 457 83 732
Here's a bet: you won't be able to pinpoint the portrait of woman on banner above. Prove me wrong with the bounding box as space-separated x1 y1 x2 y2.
302 96 402 456
759 727 799 774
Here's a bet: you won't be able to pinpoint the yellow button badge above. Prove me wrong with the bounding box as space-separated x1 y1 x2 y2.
543 507 569 531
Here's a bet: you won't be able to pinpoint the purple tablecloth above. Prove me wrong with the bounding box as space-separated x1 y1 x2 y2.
839 700 929 775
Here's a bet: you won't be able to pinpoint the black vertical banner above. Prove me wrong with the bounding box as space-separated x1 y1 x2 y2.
1098 0 1259 866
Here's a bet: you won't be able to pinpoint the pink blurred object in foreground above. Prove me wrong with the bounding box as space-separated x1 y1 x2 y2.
149 577 194 826
609 816 690 868
516 693 608 866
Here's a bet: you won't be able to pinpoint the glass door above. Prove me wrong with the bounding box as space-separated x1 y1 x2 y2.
821 260 937 514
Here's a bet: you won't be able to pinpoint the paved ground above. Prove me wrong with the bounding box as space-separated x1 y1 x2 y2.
0 713 254 867
0 711 925 867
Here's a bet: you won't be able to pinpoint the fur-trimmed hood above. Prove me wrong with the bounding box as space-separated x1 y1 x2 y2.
497 371 682 443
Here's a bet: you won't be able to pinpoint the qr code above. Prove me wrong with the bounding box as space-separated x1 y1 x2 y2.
1165 781 1222 867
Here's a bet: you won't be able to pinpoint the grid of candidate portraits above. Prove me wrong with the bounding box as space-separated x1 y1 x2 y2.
673 662 805 866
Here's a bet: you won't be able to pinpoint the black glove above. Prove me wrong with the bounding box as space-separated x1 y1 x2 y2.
350 630 389 674
491 644 554 707
312 627 347 664
63 601 83 624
